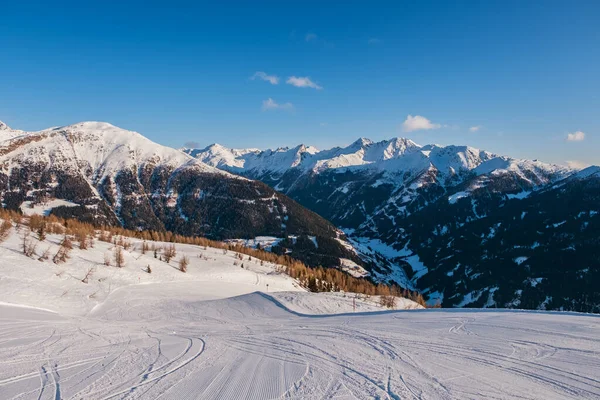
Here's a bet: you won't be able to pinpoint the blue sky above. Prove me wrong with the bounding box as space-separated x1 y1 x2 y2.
1 0 598 167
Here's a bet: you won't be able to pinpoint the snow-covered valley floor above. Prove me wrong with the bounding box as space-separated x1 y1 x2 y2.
0 230 599 399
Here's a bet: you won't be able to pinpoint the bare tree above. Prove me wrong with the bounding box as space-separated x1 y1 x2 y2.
179 255 189 273
379 295 396 309
25 241 37 257
81 267 95 284
37 223 47 241
98 230 112 243
163 244 177 263
61 235 73 249
53 239 71 264
75 231 88 249
21 231 29 254
38 247 50 261
114 246 125 268
22 231 37 257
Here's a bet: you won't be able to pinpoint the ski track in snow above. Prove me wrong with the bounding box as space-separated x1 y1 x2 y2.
0 292 599 400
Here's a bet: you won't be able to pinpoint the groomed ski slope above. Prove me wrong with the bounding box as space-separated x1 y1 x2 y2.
1 294 599 400
0 231 598 399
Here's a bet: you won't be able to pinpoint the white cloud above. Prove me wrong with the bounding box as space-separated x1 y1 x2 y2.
319 122 328 126
566 131 585 141
286 76 323 90
402 115 442 132
367 38 381 45
251 71 279 85
469 125 482 132
261 98 294 111
305 33 317 42
565 160 590 169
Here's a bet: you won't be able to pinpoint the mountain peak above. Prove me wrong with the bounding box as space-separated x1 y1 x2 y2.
205 143 228 151
0 121 10 131
389 137 420 147
294 144 319 154
350 137 373 148
63 121 122 132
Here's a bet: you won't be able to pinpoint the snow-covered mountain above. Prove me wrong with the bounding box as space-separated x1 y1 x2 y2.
185 137 573 257
185 138 600 312
2 121 221 179
0 121 359 269
185 139 572 231
184 138 574 241
3 118 597 312
184 137 570 181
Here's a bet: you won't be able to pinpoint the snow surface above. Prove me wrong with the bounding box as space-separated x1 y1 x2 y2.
507 191 532 200
573 165 600 179
448 191 470 204
342 234 415 288
20 199 79 216
0 227 418 317
269 291 421 314
0 227 599 398
225 236 283 251
1 295 598 399
338 258 370 278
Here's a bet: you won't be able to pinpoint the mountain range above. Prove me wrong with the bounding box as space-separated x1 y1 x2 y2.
185 138 599 312
1 119 598 312
0 121 360 269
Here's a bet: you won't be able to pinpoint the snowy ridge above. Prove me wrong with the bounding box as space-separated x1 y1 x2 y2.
185 137 572 182
0 119 29 140
572 165 600 180
0 121 230 182
187 143 320 174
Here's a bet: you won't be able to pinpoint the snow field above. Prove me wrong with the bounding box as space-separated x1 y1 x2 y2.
0 299 599 399
0 226 420 317
0 226 598 399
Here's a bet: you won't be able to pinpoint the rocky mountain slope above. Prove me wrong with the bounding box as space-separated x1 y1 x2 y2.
0 121 358 269
185 139 600 312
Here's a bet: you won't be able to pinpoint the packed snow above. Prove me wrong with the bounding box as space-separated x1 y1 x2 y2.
1 296 598 399
0 228 599 399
